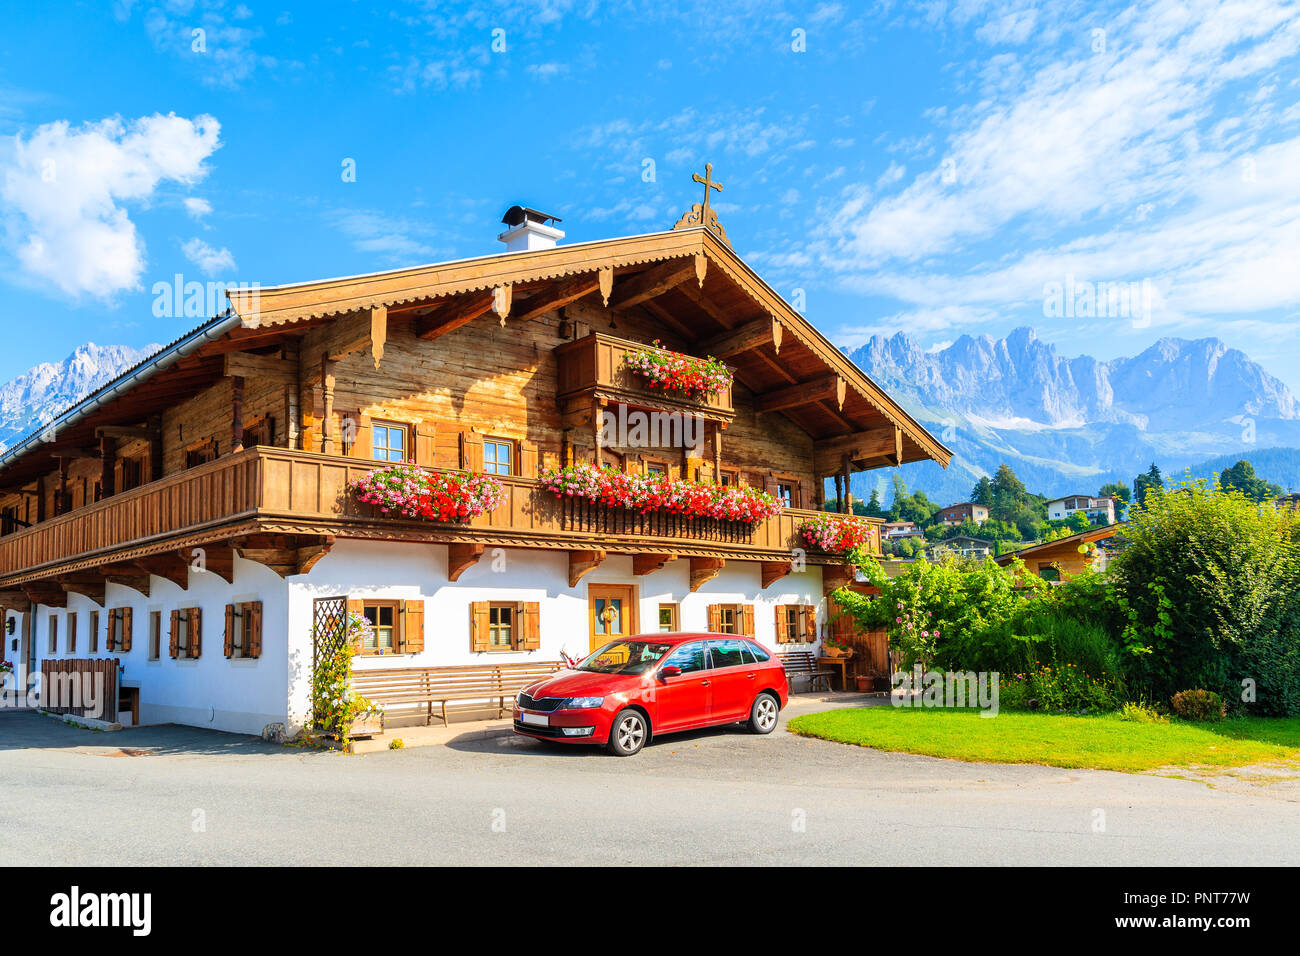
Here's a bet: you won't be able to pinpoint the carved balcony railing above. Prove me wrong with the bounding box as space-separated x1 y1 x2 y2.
0 447 880 584
554 332 735 423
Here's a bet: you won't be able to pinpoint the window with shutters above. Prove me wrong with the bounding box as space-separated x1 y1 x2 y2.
708 603 755 638
360 601 398 654
89 610 99 653
482 437 515 475
119 456 144 492
149 611 161 660
47 616 57 654
107 607 132 652
646 460 669 477
719 470 736 486
470 601 540 653
185 440 218 469
170 607 201 659
716 605 737 634
66 612 77 654
775 604 816 643
657 603 679 632
371 421 407 462
224 601 263 659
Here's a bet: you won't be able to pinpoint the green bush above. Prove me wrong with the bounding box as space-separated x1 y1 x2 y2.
1000 663 1115 712
1171 689 1226 721
1109 480 1300 710
1117 701 1168 724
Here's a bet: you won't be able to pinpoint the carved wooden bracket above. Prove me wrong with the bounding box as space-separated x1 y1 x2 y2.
133 553 191 590
689 556 725 592
760 560 792 589
568 549 607 588
633 553 676 576
448 543 486 582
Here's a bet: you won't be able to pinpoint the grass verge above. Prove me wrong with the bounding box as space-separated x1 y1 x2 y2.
786 707 1300 773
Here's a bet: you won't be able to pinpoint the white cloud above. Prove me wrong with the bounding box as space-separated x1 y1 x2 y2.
181 237 236 276
184 197 213 220
0 112 221 298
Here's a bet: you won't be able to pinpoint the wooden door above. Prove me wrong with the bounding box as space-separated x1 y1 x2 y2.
588 585 637 653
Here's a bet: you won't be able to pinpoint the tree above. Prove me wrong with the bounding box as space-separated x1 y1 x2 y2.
1133 464 1164 506
1099 481 1131 505
971 475 995 508
1220 459 1283 503
864 488 886 518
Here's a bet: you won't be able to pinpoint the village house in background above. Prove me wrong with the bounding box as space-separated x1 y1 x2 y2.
994 525 1124 581
927 535 995 560
936 502 989 526
882 520 924 539
0 173 949 735
1046 494 1118 526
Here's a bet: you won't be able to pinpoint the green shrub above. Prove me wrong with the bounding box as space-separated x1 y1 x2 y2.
1118 701 1168 724
1171 689 1226 721
1000 663 1115 712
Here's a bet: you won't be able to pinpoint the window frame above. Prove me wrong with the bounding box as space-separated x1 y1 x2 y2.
149 611 162 661
657 603 679 632
88 610 99 654
359 599 400 655
482 437 517 476
370 420 409 464
487 602 516 652
47 615 57 654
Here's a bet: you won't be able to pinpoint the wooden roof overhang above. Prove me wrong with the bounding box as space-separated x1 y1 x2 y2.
226 228 951 475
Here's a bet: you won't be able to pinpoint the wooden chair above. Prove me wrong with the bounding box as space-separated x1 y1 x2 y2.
351 661 564 731
777 650 835 693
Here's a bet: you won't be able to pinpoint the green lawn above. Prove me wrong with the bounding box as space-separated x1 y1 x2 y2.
787 707 1300 773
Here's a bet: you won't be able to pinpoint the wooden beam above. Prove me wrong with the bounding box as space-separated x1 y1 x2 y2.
760 560 792 589
93 425 155 440
823 564 854 596
133 553 190 590
0 590 32 612
101 564 151 598
238 549 297 578
191 544 236 584
633 553 676 576
608 261 695 310
58 576 105 607
568 549 607 588
414 293 495 341
688 556 725 592
513 274 601 323
813 425 901 476
22 583 66 608
296 535 335 575
370 305 387 369
230 375 245 453
448 543 485 582
698 315 782 359
222 352 297 382
756 374 846 414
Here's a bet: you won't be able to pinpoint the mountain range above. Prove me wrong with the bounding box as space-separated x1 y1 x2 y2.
0 331 1295 509
849 327 1300 506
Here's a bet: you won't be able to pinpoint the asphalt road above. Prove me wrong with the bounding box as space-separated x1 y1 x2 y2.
1 707 1297 866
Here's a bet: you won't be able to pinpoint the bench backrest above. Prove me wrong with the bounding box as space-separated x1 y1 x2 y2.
777 650 820 672
353 661 564 700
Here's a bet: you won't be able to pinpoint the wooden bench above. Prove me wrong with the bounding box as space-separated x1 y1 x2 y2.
351 661 565 730
778 650 835 693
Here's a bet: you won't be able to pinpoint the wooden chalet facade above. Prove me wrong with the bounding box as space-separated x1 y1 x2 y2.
0 198 949 734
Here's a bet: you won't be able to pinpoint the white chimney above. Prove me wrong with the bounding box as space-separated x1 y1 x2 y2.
498 205 564 252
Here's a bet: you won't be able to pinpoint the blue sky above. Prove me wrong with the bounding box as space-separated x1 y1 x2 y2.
1 0 1298 389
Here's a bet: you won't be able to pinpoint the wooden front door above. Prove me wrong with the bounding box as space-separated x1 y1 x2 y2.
589 585 636 653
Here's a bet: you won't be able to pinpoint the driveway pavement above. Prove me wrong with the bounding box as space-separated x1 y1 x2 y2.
1 704 1297 866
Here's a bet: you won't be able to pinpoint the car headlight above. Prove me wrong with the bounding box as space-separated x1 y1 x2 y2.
561 696 604 709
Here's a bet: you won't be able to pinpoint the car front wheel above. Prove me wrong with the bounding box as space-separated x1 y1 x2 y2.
606 708 648 756
748 693 779 734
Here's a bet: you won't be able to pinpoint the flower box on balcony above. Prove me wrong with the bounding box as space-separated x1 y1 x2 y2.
349 462 504 522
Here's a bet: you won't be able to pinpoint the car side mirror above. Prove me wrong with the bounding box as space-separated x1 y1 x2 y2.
660 665 682 679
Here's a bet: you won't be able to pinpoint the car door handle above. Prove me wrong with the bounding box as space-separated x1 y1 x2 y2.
746 673 756 679
700 680 710 687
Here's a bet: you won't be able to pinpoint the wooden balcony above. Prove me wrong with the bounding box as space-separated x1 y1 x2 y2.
554 332 735 422
0 447 880 588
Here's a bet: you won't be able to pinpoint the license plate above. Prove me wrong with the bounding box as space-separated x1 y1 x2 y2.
521 713 549 727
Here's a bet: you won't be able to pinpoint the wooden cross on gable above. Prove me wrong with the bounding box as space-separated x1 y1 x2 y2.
672 161 731 246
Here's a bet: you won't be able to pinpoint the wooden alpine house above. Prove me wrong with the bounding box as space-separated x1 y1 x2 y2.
0 172 949 735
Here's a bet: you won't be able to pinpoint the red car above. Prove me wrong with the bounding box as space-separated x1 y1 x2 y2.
513 632 789 756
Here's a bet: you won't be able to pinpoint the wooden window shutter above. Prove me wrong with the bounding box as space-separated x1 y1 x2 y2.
189 607 202 659
246 603 263 658
763 474 780 498
459 430 484 472
470 602 490 652
346 599 366 653
401 599 425 653
168 610 180 659
707 604 722 633
774 605 789 643
520 439 539 478
349 413 372 459
623 454 641 476
519 602 541 650
740 604 756 638
801 605 817 642
121 608 132 652
414 422 437 466
106 609 116 651
224 604 235 658
798 479 814 510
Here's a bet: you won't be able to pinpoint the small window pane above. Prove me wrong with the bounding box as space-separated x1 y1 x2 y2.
484 440 512 475
662 642 707 674
708 639 745 669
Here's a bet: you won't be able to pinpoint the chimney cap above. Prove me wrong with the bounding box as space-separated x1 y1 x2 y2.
501 205 562 227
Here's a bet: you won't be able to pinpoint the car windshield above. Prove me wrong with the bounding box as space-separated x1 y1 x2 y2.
577 640 673 675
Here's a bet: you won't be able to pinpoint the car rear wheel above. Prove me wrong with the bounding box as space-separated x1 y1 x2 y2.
748 693 780 734
606 708 648 756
